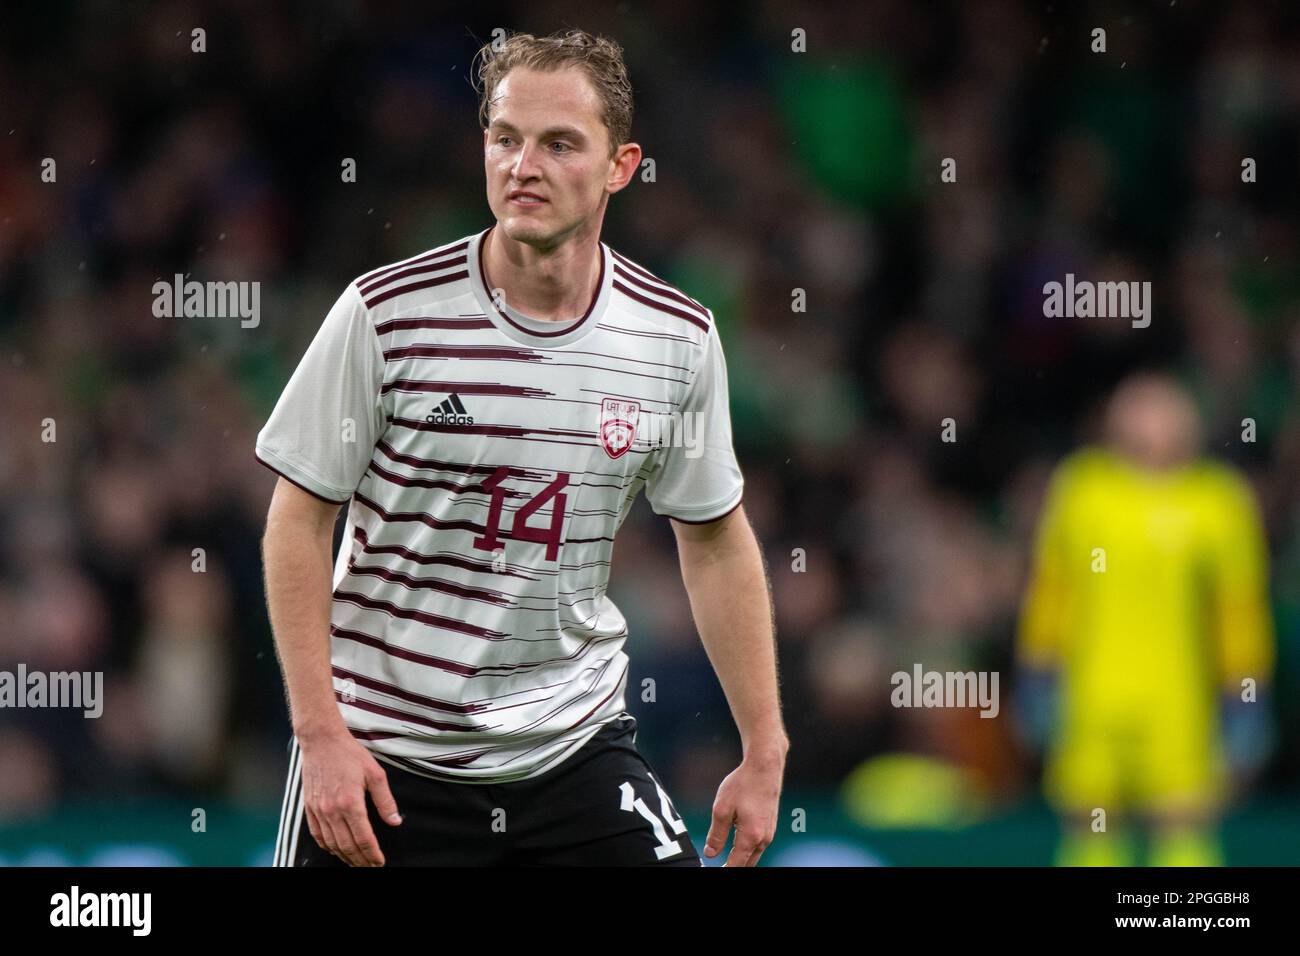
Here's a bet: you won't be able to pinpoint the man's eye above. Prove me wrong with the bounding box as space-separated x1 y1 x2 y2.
498 136 513 146
550 142 570 153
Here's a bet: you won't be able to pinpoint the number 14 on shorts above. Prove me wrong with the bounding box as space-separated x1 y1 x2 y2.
620 777 689 861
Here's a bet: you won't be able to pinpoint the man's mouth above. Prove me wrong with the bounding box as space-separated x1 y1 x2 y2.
508 191 547 205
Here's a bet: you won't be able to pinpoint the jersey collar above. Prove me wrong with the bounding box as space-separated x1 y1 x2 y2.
468 225 611 348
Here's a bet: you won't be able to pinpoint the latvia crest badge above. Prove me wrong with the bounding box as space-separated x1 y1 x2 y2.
599 397 640 459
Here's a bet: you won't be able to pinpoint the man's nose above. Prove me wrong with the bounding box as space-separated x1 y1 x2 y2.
511 140 542 180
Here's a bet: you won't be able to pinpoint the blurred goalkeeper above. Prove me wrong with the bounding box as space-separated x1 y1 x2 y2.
1015 371 1276 867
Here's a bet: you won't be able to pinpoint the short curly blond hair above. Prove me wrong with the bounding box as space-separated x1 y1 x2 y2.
472 29 633 157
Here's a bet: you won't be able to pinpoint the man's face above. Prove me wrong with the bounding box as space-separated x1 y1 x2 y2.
1106 377 1201 471
484 66 623 251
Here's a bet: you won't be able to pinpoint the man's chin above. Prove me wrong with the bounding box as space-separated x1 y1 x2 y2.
498 216 562 250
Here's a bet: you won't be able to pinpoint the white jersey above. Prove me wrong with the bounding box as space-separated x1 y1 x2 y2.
255 225 745 783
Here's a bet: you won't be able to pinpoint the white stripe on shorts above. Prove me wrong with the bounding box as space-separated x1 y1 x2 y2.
273 737 304 867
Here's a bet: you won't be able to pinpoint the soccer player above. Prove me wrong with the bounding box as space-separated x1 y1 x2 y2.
257 30 787 866
1016 372 1276 866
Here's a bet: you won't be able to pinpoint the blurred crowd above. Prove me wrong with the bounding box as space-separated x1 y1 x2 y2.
0 0 1297 824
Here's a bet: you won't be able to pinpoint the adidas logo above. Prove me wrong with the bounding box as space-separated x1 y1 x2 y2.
425 393 474 425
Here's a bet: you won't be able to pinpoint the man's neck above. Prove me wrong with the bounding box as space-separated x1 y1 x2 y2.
483 225 602 322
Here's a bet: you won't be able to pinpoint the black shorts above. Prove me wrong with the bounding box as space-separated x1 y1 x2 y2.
273 714 702 866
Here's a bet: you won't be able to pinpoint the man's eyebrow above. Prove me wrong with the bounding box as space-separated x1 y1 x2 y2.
489 120 587 139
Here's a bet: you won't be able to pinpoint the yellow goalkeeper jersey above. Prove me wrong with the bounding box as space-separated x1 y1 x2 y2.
1017 447 1274 810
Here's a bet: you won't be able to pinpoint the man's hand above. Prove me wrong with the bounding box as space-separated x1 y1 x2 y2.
672 505 787 866
703 747 786 866
1012 665 1058 755
1221 688 1276 794
298 728 403 867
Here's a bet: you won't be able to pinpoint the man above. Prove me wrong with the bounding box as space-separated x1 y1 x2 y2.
257 29 786 867
1016 372 1275 866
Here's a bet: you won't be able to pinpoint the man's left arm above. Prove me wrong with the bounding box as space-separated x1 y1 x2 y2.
672 504 787 867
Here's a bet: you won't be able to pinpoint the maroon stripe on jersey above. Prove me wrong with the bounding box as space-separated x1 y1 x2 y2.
556 591 612 610
375 316 494 336
358 239 470 287
338 690 494 733
337 662 579 717
334 588 510 639
538 361 688 384
387 416 537 440
330 623 623 676
557 532 616 544
348 562 514 606
383 344 545 362
254 453 350 505
376 438 547 479
342 685 572 733
596 321 694 344
384 348 691 385
380 379 552 398
333 666 487 715
610 249 709 310
387 359 686 385
487 394 674 415
365 654 619 770
429 752 494 768
359 253 468 297
577 386 677 406
566 348 692 372
609 247 673 286
559 559 612 571
561 506 619 518
387 421 614 453
612 280 710 333
498 658 627 766
364 270 469 309
612 263 711 323
331 624 478 676
390 750 491 771
369 458 602 500
556 582 606 597
388 415 594 442
354 489 484 534
356 488 613 545
367 459 528 498
349 729 404 741
353 525 537 578
571 658 629 727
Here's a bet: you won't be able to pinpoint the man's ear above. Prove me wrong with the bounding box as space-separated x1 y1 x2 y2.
607 141 643 195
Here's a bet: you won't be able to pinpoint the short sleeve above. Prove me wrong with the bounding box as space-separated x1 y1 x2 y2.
645 322 745 522
255 283 386 503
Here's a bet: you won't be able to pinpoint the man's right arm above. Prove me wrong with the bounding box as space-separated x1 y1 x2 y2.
262 477 402 866
263 476 347 741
